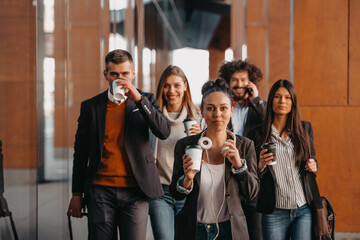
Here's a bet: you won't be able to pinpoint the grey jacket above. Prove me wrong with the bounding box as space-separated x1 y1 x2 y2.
170 133 259 240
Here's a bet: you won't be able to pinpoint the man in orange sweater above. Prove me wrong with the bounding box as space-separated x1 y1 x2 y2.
67 49 170 240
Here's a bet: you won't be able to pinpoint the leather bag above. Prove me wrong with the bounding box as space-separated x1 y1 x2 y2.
313 196 335 240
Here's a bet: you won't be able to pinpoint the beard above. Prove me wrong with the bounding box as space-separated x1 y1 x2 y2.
232 87 246 101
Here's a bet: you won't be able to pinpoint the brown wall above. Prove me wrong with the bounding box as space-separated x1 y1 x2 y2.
294 0 359 232
247 0 267 100
54 0 109 147
248 0 359 232
0 1 37 168
349 0 360 106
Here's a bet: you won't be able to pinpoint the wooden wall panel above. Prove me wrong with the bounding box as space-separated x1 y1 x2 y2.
230 0 246 59
294 0 348 106
0 82 37 168
247 0 267 101
68 25 102 144
248 0 360 232
349 0 360 105
54 0 104 147
269 0 290 84
0 18 35 82
54 0 109 147
0 1 36 168
69 1 101 22
301 107 360 231
0 0 35 18
54 0 69 147
209 48 224 80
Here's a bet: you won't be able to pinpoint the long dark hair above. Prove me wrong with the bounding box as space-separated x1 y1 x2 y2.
258 79 311 166
156 65 199 118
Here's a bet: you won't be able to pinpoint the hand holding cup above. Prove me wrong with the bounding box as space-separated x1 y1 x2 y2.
112 79 126 102
183 118 198 136
258 142 276 173
221 139 243 169
182 145 203 188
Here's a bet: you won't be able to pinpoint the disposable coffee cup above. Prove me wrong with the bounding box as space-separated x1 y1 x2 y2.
262 142 277 165
183 118 197 136
112 79 126 102
185 145 203 172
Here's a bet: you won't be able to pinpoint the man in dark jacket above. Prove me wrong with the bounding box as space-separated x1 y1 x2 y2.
218 59 266 240
67 49 170 240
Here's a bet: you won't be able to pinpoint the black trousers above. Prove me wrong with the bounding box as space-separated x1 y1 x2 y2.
88 185 149 240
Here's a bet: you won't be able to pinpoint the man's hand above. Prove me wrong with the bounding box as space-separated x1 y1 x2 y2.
246 81 259 101
67 195 85 218
114 79 142 102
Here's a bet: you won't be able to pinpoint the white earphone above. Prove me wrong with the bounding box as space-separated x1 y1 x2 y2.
198 136 212 150
198 130 236 151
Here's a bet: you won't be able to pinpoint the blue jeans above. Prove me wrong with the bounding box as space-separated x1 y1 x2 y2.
149 185 185 240
195 220 232 240
261 204 312 240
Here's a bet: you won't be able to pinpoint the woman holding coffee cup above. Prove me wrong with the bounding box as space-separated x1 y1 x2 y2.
170 79 259 240
251 79 318 240
149 65 202 240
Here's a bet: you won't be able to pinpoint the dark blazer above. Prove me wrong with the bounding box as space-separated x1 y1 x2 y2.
170 133 259 240
228 96 266 138
254 121 319 214
71 90 170 199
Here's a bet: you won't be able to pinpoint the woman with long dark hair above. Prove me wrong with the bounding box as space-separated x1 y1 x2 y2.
253 79 318 240
170 79 259 240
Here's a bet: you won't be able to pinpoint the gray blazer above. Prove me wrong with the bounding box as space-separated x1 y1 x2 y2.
170 133 259 240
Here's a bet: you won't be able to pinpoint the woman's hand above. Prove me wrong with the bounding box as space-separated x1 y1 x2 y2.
222 139 243 169
305 158 317 173
182 153 202 188
258 149 275 173
190 124 202 135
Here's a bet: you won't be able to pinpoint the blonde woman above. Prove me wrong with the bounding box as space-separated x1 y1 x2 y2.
149 65 202 240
